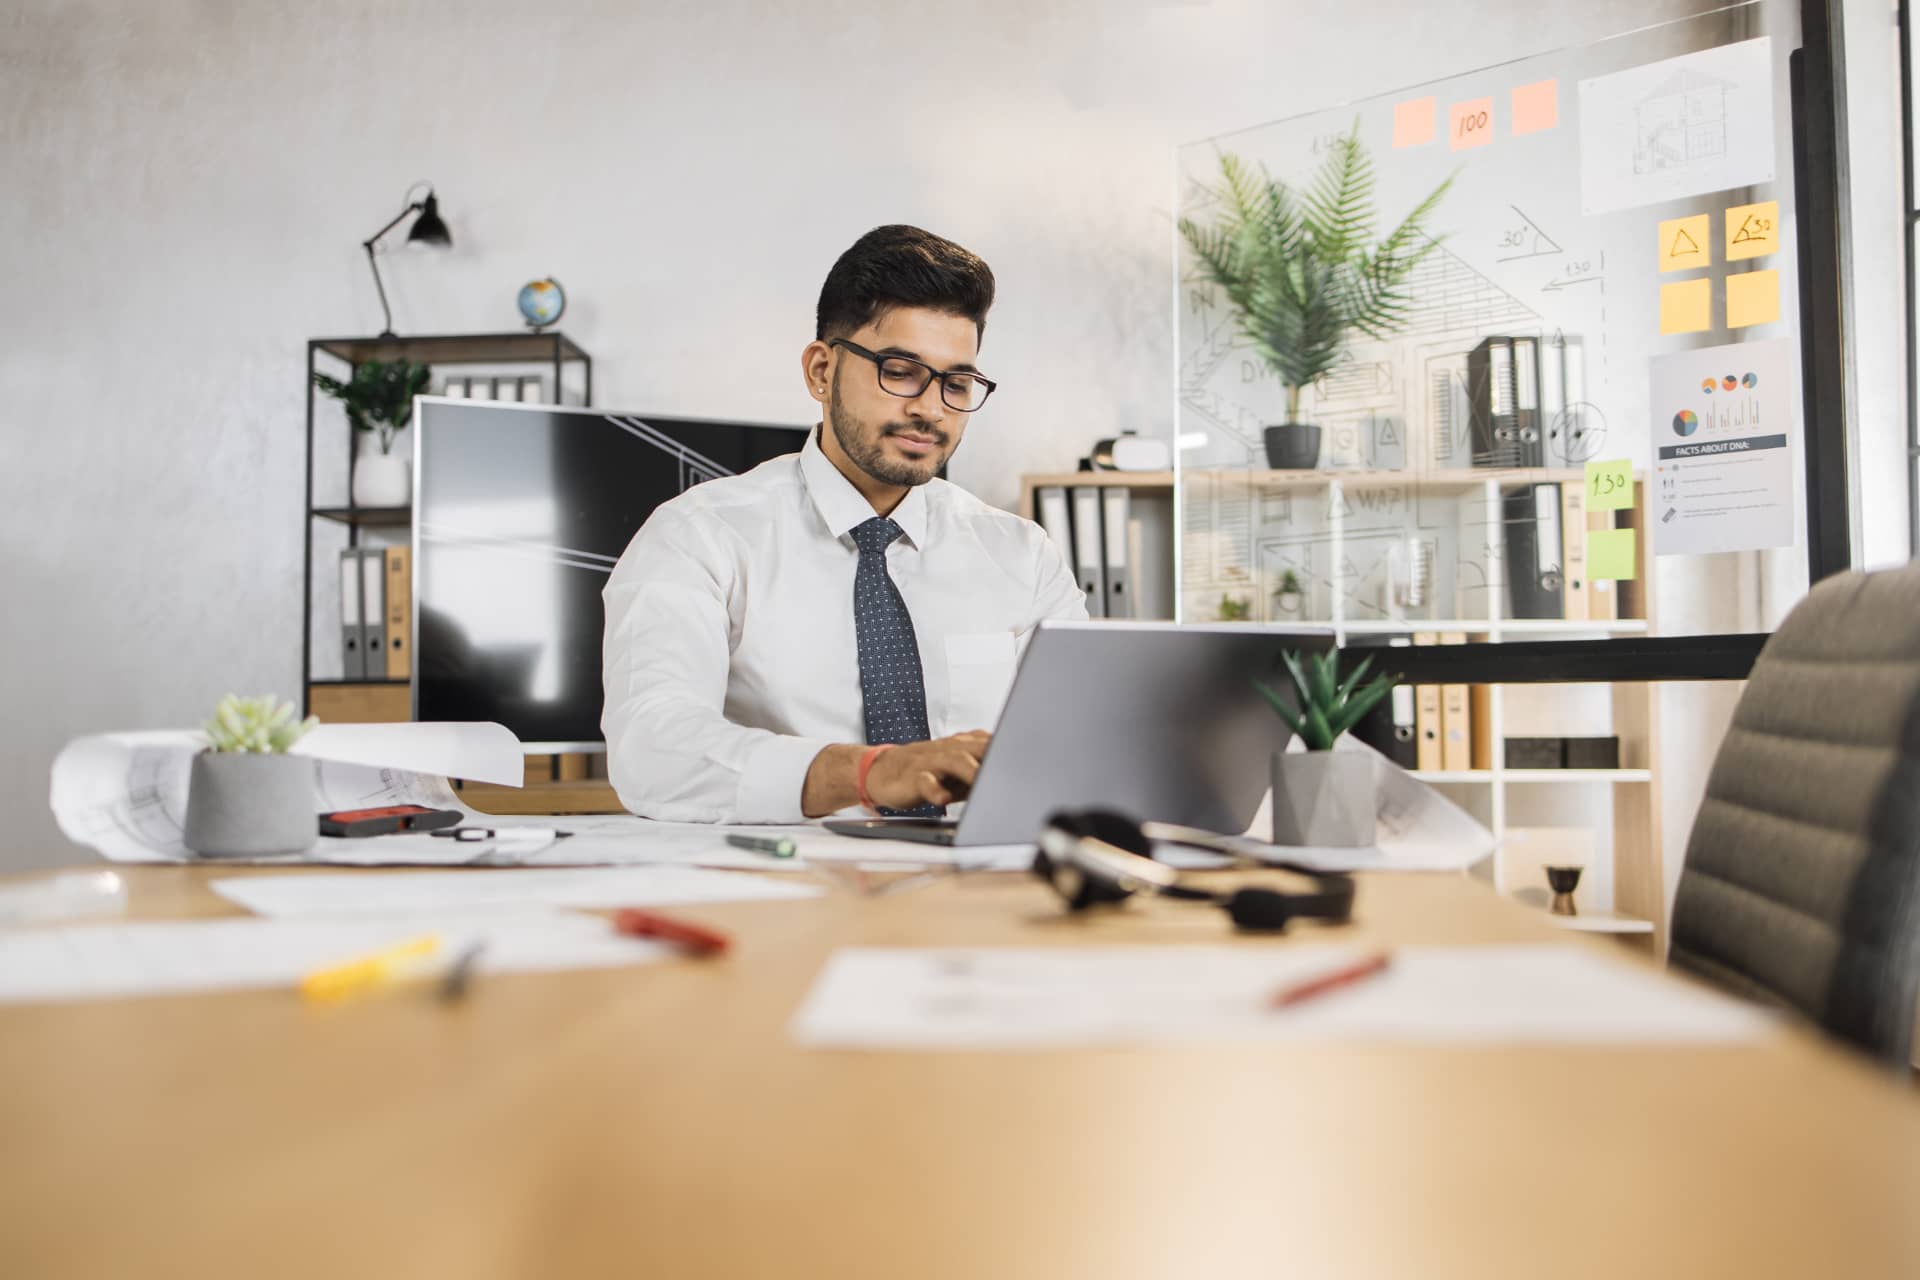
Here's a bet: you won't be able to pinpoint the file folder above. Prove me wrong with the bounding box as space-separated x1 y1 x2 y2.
1348 636 1417 767
1559 482 1589 621
359 546 385 677
1504 483 1564 619
383 545 412 680
1101 487 1133 619
339 549 365 680
1413 632 1442 771
1439 631 1471 772
1036 486 1074 570
1070 486 1106 618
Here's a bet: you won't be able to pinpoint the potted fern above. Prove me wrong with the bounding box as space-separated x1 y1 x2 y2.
1256 650 1398 846
313 359 432 507
183 695 321 858
1178 130 1451 470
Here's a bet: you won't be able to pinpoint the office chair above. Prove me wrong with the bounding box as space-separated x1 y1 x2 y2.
1668 561 1920 1064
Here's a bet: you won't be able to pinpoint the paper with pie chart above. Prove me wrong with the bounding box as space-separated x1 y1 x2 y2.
1648 338 1797 557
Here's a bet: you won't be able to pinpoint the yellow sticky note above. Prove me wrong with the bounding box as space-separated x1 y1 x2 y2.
1659 277 1712 334
1586 459 1634 512
1588 528 1638 581
1727 269 1781 328
1449 97 1495 151
1393 97 1436 148
1725 200 1779 261
1658 214 1711 272
1511 80 1558 135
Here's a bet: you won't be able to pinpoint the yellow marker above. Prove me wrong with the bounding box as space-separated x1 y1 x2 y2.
299 933 442 1004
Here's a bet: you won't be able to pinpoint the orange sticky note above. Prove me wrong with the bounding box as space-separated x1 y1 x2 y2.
1450 98 1495 151
1725 201 1779 261
1393 97 1436 148
1659 277 1712 335
1511 80 1558 135
1658 214 1711 273
1727 269 1781 328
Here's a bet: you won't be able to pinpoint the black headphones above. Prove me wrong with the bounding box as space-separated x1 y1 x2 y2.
1032 809 1356 933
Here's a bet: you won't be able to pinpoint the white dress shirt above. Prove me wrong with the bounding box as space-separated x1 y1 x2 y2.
601 428 1089 822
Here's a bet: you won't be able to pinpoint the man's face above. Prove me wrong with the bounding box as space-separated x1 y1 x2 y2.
818 307 980 490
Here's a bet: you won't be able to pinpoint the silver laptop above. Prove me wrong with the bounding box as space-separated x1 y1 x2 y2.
824 620 1336 846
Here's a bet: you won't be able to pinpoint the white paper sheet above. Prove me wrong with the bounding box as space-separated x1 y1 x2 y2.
0 910 670 1005
1648 337 1799 557
49 724 518 863
210 864 822 918
1577 37 1776 215
790 945 1777 1050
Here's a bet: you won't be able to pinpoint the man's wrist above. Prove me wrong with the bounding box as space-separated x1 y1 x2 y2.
801 743 864 818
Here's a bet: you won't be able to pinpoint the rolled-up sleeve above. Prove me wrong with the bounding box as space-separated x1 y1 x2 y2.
601 508 832 823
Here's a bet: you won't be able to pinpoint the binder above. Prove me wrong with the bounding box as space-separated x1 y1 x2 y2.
359 546 385 677
339 549 365 680
1504 483 1564 619
1559 482 1589 621
1587 510 1619 620
491 376 521 402
1413 632 1442 771
1036 486 1074 573
1467 336 1544 467
1101 487 1133 619
1439 631 1471 771
1348 636 1417 768
383 544 412 680
1069 486 1106 618
1469 684 1496 770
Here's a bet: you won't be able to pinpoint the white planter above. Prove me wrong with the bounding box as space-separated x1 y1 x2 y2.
353 451 411 507
1271 750 1376 847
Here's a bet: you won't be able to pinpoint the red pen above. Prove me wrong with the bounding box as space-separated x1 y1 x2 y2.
1268 951 1392 1009
611 908 731 957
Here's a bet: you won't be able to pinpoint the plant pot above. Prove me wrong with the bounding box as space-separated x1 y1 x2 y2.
1262 423 1322 470
182 752 318 858
352 451 411 507
1270 750 1375 847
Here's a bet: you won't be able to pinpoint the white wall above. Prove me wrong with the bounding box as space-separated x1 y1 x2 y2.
0 0 1758 871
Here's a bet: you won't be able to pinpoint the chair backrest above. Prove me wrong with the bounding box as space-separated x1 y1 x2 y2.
1669 562 1920 1062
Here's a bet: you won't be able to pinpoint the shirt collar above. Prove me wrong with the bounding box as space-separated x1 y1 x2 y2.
799 426 930 549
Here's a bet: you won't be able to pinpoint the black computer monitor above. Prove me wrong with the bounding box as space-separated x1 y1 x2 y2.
411 398 810 749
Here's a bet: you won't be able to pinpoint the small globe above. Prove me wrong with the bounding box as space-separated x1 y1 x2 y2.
518 278 566 329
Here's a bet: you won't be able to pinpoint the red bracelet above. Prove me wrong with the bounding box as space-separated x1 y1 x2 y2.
856 743 897 813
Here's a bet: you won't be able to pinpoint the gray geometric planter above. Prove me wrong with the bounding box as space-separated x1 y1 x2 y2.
182 752 319 858
1271 750 1376 847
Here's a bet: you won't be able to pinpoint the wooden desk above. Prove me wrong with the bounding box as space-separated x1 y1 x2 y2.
3 866 1917 1278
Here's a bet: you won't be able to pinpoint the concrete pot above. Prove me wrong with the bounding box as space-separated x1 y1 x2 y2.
352 451 411 507
1271 750 1375 847
1262 423 1322 470
182 752 318 858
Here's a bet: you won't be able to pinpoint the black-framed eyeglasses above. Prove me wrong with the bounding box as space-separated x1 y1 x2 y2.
830 339 997 413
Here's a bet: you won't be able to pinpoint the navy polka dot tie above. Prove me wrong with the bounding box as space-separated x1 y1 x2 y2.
852 517 939 816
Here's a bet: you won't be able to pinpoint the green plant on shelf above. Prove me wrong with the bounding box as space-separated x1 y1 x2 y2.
1217 594 1252 623
313 359 432 455
1178 127 1452 423
1255 649 1398 752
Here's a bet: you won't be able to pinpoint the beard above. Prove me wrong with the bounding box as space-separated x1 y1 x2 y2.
828 370 953 488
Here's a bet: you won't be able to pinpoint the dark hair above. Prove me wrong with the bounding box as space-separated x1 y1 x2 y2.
815 225 996 343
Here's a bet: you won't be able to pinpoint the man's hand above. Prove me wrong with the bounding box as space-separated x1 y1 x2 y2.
801 731 991 817
863 730 991 811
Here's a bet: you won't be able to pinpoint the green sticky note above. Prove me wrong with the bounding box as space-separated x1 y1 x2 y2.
1589 527 1638 580
1586 459 1634 511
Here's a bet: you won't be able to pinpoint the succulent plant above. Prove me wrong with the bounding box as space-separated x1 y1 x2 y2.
1256 649 1398 752
204 694 319 754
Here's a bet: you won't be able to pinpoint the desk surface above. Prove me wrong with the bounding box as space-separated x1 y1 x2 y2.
3 865 1917 1279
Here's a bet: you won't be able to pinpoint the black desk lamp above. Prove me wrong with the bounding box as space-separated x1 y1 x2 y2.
363 183 453 336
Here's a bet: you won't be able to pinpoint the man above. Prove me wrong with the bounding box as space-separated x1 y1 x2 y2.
602 225 1088 823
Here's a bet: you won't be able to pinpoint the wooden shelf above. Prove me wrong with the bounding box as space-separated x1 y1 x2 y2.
1502 769 1654 783
312 331 590 366
1019 471 1174 490
458 778 625 816
1182 467 1591 491
1543 910 1656 935
312 505 411 528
